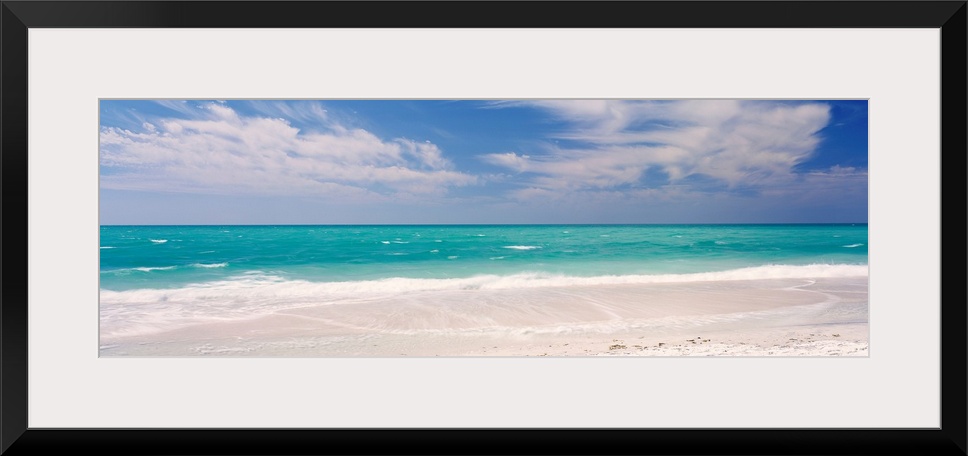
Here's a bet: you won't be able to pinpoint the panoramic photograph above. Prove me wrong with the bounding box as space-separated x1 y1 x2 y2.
99 99 868 357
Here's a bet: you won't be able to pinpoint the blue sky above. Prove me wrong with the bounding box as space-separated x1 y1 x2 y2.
99 99 867 224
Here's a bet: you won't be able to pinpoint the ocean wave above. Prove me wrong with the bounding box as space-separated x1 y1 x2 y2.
149 239 168 244
102 266 178 273
504 245 541 250
98 263 868 338
106 263 231 273
132 266 176 272
100 246 115 249
842 244 864 248
101 264 868 302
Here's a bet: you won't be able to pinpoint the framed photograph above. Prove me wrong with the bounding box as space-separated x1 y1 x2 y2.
2 1 965 455
96 97 872 359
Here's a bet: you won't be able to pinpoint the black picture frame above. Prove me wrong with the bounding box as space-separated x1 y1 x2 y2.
2 1 965 455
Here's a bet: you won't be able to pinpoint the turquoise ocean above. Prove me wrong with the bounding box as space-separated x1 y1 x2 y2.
100 224 868 292
99 224 868 337
100 224 867 291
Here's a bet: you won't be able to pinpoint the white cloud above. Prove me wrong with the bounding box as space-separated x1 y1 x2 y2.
481 100 833 198
246 100 330 126
100 102 477 200
481 152 531 173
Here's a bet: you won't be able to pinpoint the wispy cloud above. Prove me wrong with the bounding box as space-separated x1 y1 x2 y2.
245 100 331 127
481 100 835 197
100 102 477 200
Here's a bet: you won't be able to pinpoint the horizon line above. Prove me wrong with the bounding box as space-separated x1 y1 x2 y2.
99 222 869 227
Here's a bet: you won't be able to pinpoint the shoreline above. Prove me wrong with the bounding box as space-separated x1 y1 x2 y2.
100 276 868 357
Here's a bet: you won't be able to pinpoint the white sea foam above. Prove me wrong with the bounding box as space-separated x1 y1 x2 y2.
100 246 115 249
102 264 868 302
381 241 391 244
98 264 868 338
430 249 439 253
843 244 864 248
132 266 176 272
490 256 505 260
193 262 228 268
149 239 168 244
504 245 541 250
447 256 459 259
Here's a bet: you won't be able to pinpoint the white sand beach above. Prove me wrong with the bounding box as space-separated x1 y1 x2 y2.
99 276 868 357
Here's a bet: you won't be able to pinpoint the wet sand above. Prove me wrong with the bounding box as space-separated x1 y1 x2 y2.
99 276 868 357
